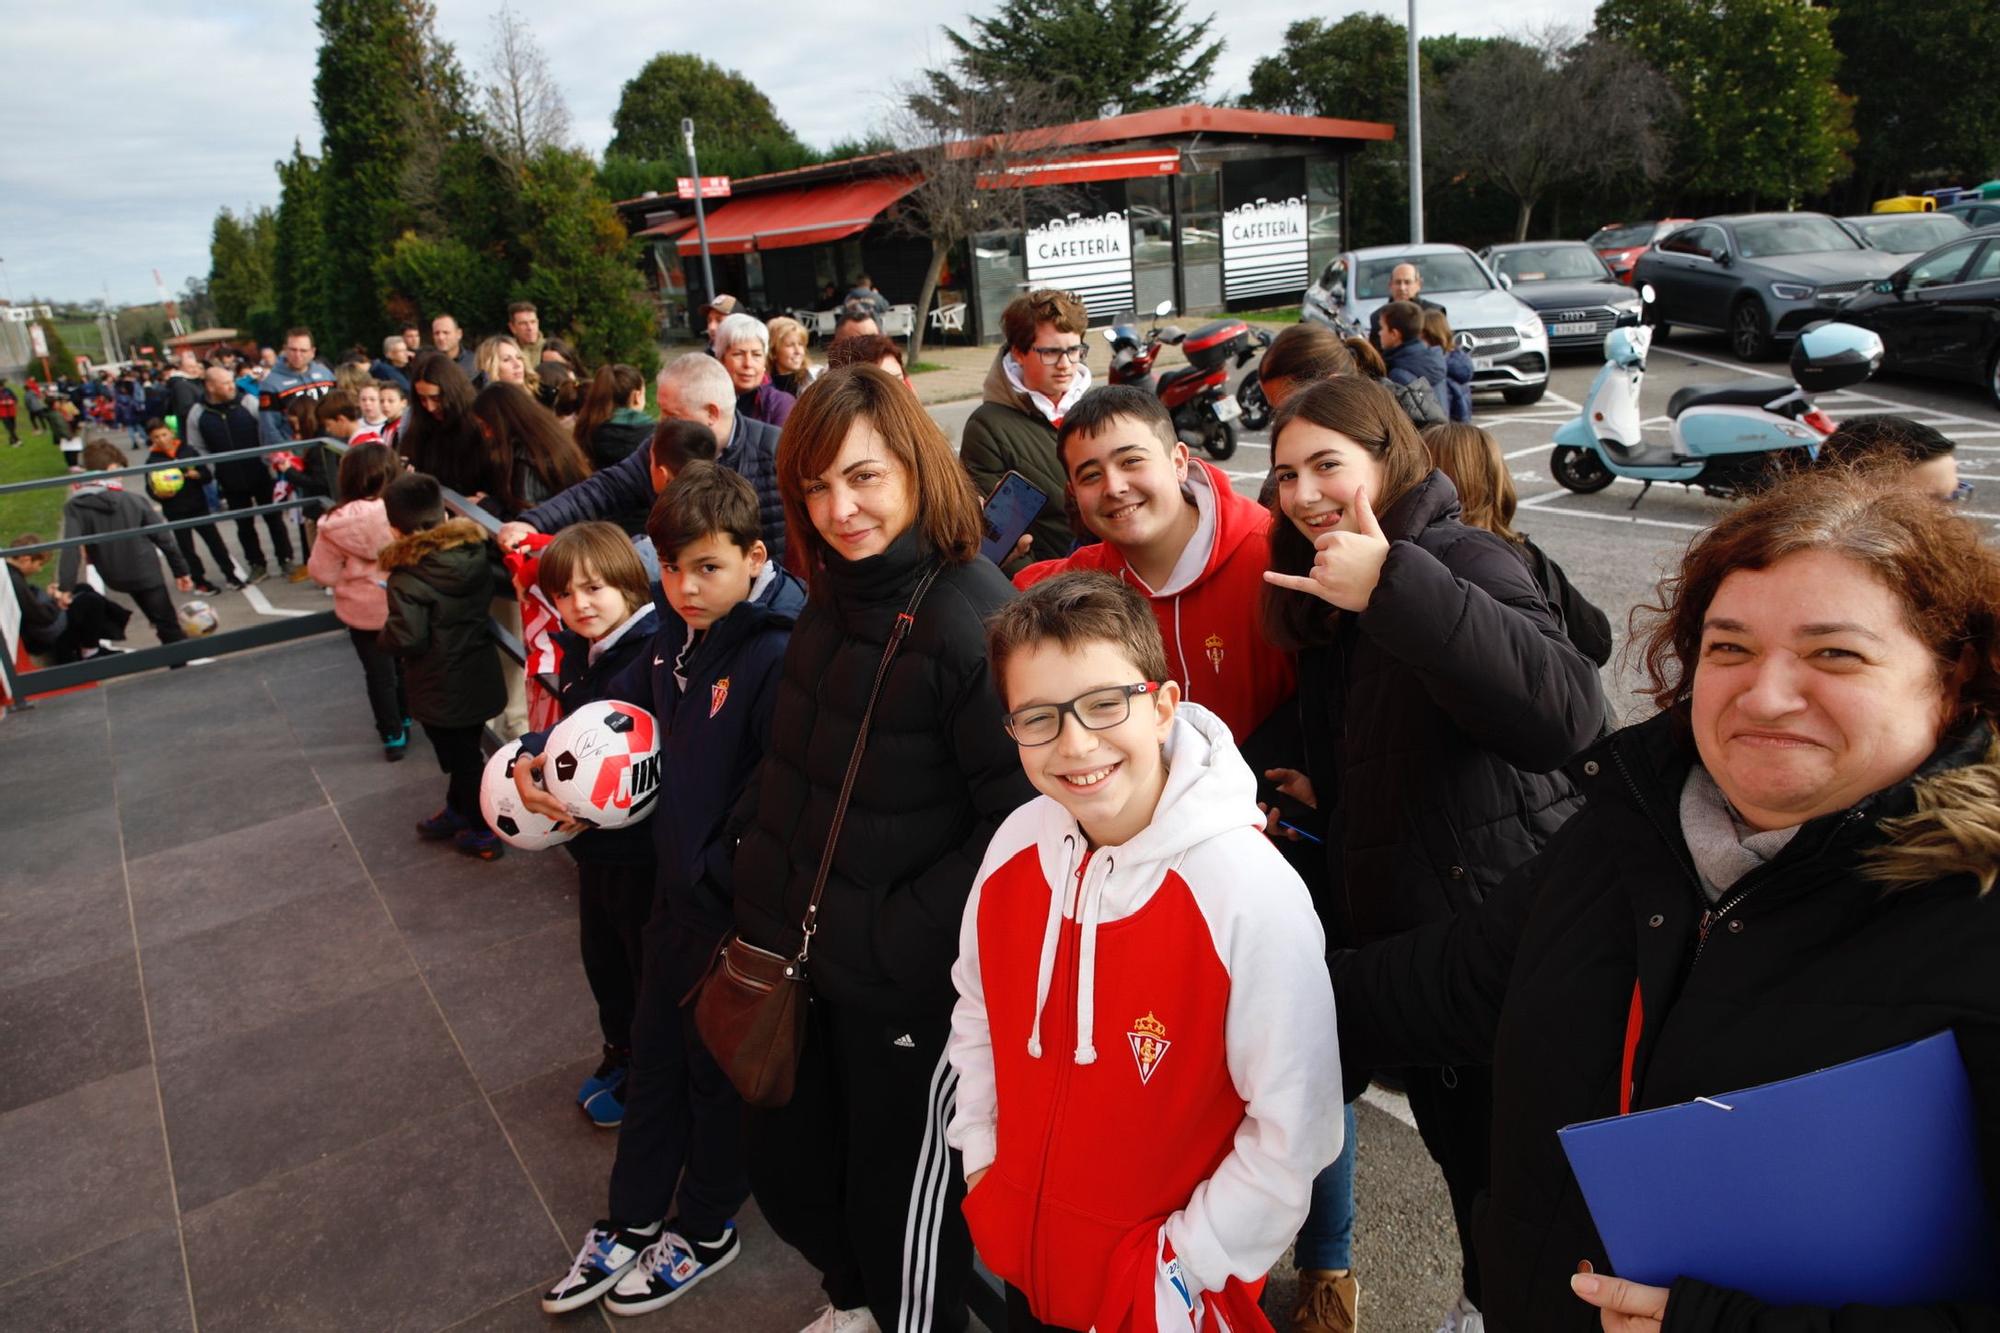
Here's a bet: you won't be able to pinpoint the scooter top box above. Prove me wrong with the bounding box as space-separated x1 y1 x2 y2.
1183 318 1250 371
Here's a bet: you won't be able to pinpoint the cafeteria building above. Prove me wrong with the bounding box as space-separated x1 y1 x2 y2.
615 104 1395 343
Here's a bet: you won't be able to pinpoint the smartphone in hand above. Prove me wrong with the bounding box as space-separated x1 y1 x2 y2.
980 471 1050 567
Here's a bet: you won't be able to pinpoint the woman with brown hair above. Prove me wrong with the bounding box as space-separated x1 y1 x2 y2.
571 364 653 470
1262 377 1604 1333
1336 467 2000 1331
469 381 592 523
1424 422 1613 666
399 351 487 497
730 365 1035 1333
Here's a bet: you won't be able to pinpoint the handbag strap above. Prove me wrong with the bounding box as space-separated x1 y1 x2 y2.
796 560 945 963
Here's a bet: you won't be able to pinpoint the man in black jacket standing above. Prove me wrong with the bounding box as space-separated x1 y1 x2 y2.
185 364 294 581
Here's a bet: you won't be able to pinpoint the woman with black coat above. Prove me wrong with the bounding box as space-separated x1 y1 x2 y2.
728 366 1034 1333
1334 468 2000 1331
1261 376 1605 1327
398 351 490 499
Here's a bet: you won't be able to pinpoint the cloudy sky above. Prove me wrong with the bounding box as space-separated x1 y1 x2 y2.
0 0 1595 309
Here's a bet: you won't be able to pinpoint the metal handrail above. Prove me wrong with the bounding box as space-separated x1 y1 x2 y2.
6 499 322 558
0 436 318 496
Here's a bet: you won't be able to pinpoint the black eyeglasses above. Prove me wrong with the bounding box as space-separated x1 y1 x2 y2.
1003 683 1160 746
1030 344 1088 366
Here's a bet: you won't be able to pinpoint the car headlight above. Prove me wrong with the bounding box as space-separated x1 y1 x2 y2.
1516 314 1545 340
1770 282 1815 300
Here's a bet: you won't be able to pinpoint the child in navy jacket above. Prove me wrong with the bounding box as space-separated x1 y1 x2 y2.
536 465 805 1318
515 522 661 1127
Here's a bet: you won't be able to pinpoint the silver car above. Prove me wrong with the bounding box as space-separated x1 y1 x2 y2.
1302 243 1552 404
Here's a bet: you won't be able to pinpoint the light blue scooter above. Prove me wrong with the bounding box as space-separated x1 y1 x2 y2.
1549 288 1883 506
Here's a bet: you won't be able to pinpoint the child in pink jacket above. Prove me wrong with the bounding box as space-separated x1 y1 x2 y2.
309 443 410 759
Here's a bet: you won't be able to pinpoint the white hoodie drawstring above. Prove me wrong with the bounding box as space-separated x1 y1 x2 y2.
1026 835 1077 1060
1073 853 1112 1064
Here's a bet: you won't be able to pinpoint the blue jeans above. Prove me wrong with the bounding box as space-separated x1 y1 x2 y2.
1294 1101 1358 1271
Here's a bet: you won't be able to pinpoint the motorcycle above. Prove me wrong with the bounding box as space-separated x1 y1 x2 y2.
1104 301 1247 461
1548 286 1883 505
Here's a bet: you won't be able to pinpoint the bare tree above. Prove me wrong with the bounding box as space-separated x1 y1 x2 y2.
1430 26 1677 240
884 79 1080 365
479 4 573 172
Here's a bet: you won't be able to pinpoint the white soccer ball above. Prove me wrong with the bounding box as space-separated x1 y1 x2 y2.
479 740 575 851
542 699 662 830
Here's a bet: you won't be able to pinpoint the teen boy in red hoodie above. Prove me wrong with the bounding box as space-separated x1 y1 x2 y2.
948 572 1341 1332
1012 387 1293 747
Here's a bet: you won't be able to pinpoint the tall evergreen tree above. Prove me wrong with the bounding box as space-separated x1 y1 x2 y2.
1828 0 2000 208
208 206 278 331
315 0 422 347
517 147 658 374
273 141 331 339
919 0 1222 123
606 53 809 173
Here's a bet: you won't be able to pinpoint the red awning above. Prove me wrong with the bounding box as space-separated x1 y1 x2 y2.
676 176 919 255
979 148 1181 190
632 216 697 240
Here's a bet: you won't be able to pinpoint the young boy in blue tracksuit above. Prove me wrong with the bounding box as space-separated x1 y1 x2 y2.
515 521 662 1128
536 462 806 1319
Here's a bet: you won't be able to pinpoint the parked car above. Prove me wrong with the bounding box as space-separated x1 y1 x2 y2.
1302 242 1550 403
1630 212 1903 360
1840 212 1969 258
1586 218 1692 283
1836 225 2000 407
1942 200 2000 229
1478 241 1643 351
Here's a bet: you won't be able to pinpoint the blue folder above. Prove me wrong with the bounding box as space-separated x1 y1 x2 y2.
1560 1031 1999 1307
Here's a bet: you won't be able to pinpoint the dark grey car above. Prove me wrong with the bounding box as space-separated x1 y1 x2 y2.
1630 212 1902 360
1478 241 1643 350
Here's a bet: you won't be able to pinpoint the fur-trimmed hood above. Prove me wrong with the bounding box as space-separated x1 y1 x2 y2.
1871 725 2000 896
378 517 490 573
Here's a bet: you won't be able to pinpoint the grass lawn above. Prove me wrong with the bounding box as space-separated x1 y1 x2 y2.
0 416 73 586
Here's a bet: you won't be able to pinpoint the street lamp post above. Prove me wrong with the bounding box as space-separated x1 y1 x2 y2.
682 118 717 316
1407 0 1424 244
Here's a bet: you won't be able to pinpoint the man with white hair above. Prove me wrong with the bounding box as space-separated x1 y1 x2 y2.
371 334 414 393
711 312 795 429
495 353 785 565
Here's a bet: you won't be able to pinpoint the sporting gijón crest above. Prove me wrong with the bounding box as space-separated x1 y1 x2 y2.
1127 1011 1171 1084
709 675 730 719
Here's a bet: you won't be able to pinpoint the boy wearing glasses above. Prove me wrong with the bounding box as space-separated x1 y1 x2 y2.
947 571 1341 1332
962 289 1093 575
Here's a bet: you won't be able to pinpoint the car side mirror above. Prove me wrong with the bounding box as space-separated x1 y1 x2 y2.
1711 248 1732 267
1497 273 1514 290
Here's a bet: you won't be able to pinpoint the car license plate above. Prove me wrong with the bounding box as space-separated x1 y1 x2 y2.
1213 397 1242 422
1473 356 1495 371
1550 321 1595 336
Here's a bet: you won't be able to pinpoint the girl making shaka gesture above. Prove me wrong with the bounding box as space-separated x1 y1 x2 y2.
1259 376 1606 1328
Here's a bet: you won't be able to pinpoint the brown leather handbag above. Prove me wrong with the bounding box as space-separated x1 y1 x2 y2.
693 563 943 1108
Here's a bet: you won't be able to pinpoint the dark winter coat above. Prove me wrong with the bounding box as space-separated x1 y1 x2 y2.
730 528 1036 1016
164 373 203 440
958 354 1075 576
736 382 795 430
185 392 269 491
519 411 786 567
1295 469 1602 945
519 606 662 867
1385 339 1448 395
57 481 188 591
377 518 505 728
1335 710 2000 1333
585 407 655 471
144 443 215 521
1442 348 1475 423
1521 534 1614 668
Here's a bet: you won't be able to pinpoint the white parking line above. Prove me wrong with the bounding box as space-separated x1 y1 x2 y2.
241 584 312 619
1360 1085 1418 1131
1521 503 1708 533
1503 444 1547 460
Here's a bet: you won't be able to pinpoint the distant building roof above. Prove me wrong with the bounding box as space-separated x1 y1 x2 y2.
165 328 240 347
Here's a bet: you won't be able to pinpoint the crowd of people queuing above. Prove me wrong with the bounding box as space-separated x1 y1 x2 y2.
6 280 1999 1333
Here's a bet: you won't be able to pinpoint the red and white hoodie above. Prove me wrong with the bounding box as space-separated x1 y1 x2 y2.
947 703 1343 1332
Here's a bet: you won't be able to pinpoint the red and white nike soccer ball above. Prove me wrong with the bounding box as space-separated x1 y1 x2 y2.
479 740 575 851
543 700 662 830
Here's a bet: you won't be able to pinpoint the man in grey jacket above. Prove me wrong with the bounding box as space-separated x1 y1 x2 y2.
494 354 785 568
59 439 193 645
258 327 335 444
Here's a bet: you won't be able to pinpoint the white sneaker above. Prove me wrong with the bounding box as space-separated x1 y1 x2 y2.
798 1303 883 1333
1436 1293 1484 1333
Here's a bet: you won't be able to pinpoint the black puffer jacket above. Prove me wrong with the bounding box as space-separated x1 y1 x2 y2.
378 518 505 728
731 528 1035 1016
1296 469 1603 944
1334 711 2000 1332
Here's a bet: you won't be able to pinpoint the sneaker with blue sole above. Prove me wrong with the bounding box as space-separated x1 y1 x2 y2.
541 1220 661 1314
603 1222 739 1316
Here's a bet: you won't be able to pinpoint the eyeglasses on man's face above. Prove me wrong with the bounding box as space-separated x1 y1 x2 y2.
1030 343 1088 366
1004 682 1160 746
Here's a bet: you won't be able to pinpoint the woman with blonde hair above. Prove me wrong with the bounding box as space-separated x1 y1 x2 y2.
766 315 820 398
477 334 540 395
1423 423 1612 666
731 365 1034 1333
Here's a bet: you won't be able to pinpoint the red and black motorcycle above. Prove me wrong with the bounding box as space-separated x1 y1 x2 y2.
1103 302 1267 461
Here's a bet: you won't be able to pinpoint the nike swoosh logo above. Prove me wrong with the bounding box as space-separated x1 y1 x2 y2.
654 656 664 666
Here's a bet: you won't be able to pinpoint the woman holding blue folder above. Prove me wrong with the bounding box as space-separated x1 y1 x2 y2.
1334 465 2000 1331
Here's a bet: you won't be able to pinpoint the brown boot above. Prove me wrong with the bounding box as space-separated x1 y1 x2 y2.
1292 1269 1359 1332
